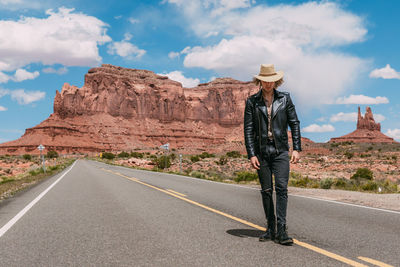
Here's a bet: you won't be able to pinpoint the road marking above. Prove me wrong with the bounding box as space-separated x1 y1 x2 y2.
290 194 400 215
0 160 77 238
358 256 394 267
96 161 400 215
166 189 187 197
103 168 368 267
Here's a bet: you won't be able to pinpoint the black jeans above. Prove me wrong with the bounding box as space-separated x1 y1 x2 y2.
256 140 290 226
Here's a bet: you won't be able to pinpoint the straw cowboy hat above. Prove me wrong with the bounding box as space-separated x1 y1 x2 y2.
253 64 284 83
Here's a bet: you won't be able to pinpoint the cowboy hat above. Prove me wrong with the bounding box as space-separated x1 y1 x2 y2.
253 64 284 83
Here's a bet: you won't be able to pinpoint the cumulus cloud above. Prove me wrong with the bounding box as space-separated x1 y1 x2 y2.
335 94 389 104
369 64 400 79
165 0 369 109
0 72 10 83
0 88 45 104
330 112 357 122
128 17 139 24
0 7 111 72
107 33 146 59
0 105 7 111
13 69 40 82
330 112 385 123
168 51 180 59
42 66 68 75
10 89 45 104
385 129 400 141
302 124 335 133
158 71 200 87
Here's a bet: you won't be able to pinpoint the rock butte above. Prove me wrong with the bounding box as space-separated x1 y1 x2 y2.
0 64 312 155
329 106 397 143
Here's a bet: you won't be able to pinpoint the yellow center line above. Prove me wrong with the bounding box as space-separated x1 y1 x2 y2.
166 189 187 197
102 169 369 267
358 256 394 267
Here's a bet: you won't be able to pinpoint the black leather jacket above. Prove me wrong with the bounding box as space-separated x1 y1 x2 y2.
244 88 301 159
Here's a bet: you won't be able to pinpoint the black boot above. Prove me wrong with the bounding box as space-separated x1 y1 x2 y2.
259 222 275 242
275 224 293 246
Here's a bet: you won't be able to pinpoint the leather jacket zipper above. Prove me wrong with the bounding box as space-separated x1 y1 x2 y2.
270 102 279 154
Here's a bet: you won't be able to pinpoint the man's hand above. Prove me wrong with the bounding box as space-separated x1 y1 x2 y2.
250 156 260 170
290 150 300 164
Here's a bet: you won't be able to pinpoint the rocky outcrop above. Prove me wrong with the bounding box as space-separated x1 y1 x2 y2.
329 106 396 143
0 64 312 155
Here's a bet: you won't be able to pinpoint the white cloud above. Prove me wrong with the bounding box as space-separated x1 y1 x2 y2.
0 71 10 83
165 1 369 109
316 117 326 122
13 68 40 82
158 71 200 87
128 17 139 24
302 124 335 133
369 64 400 79
330 112 357 122
385 129 400 141
330 112 385 123
107 33 146 59
335 94 389 105
0 7 111 72
0 105 7 111
168 51 180 59
42 66 68 74
9 89 45 104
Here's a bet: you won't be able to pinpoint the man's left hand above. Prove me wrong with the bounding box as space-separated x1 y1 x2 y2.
290 150 300 164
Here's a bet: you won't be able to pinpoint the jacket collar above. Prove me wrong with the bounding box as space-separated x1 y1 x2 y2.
255 88 284 120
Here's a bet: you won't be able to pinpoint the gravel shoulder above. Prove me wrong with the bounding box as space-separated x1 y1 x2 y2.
241 184 400 212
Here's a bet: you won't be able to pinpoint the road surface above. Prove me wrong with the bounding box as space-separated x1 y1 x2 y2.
0 159 398 266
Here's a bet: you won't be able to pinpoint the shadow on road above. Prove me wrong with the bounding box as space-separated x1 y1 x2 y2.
226 229 264 238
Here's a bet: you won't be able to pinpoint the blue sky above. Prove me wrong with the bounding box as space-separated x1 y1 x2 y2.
0 0 399 143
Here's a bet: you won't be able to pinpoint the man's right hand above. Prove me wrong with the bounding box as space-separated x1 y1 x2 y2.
250 156 260 170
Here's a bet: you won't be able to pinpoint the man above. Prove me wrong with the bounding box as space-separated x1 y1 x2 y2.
244 64 301 246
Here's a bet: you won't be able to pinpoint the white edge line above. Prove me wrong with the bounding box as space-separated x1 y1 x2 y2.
289 194 400 215
0 160 78 238
90 160 400 215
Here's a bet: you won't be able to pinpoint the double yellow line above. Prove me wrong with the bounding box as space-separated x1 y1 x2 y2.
101 168 393 267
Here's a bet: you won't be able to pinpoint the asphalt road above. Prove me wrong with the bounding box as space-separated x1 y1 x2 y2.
0 159 398 266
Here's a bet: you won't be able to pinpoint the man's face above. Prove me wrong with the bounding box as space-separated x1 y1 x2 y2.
261 81 274 91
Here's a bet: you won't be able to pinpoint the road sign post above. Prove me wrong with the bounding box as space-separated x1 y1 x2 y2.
37 144 46 173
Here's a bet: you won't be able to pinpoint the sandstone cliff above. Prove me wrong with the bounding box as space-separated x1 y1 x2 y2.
0 64 312 155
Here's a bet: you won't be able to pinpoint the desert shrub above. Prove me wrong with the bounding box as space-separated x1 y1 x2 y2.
190 155 201 163
0 178 15 185
226 151 241 158
23 154 32 160
367 146 373 151
199 152 215 159
234 171 258 182
360 154 371 158
130 152 144 158
118 151 130 158
351 168 373 181
333 178 348 188
153 155 171 169
170 153 177 161
217 155 228 165
320 178 333 189
344 151 354 159
330 142 339 148
361 181 378 191
46 150 58 158
392 155 398 161
29 168 44 176
102 152 115 160
191 171 205 179
289 175 310 187
48 165 59 171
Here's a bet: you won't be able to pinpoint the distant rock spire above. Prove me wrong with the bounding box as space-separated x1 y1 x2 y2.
357 106 381 131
